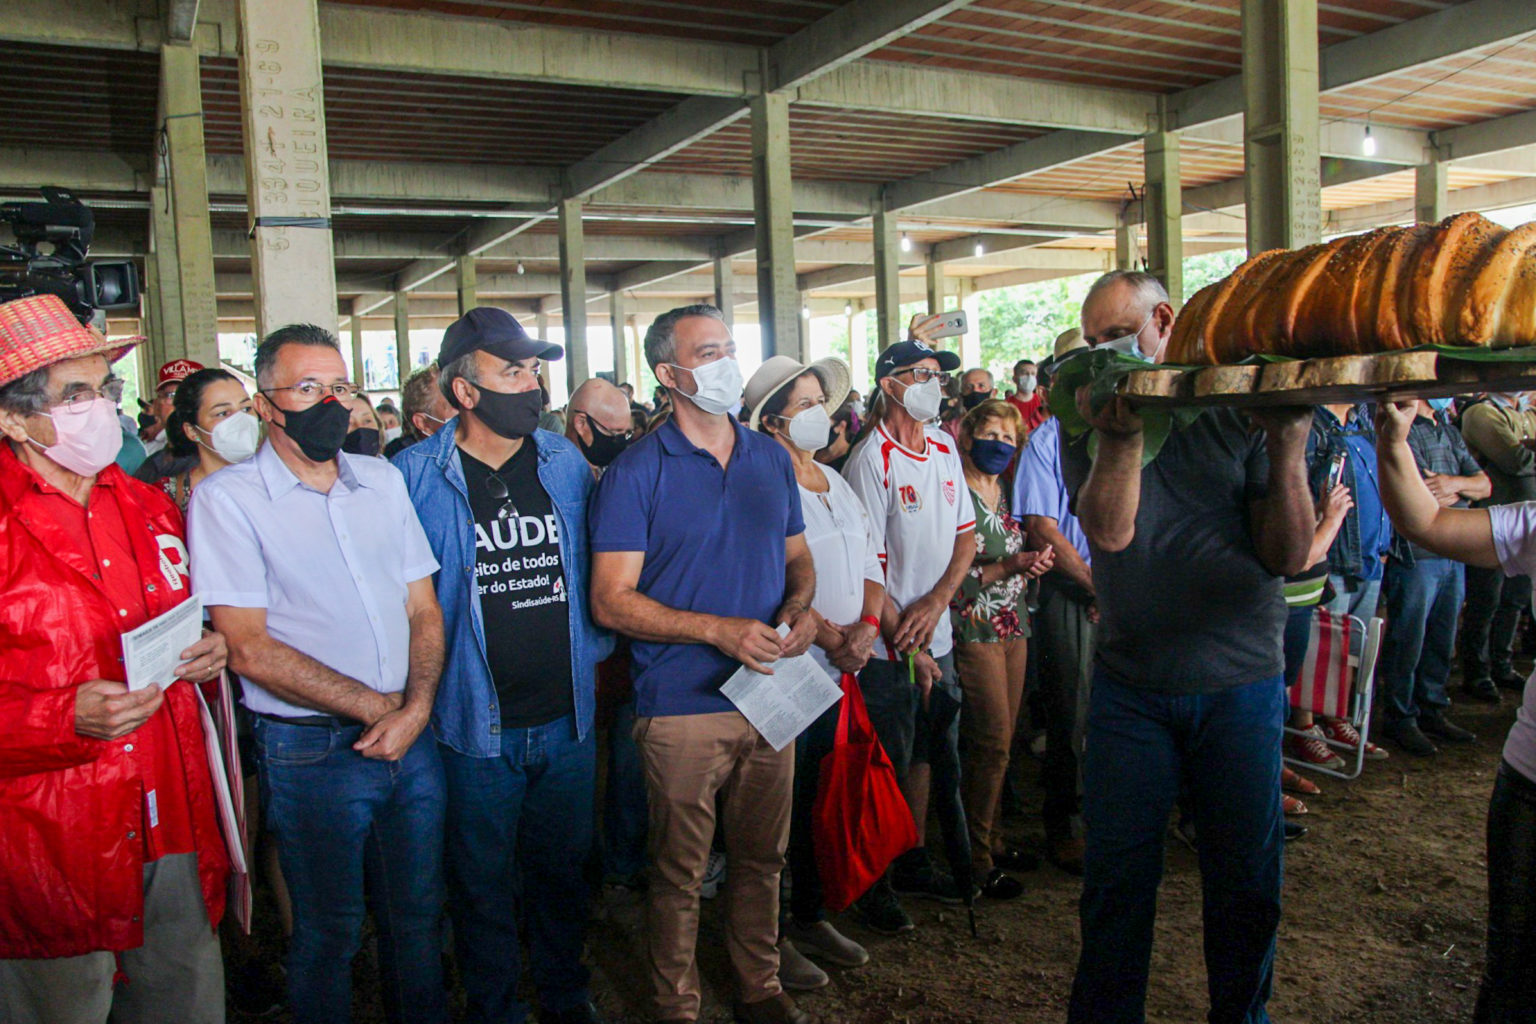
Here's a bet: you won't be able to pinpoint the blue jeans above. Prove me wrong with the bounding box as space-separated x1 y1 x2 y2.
440 715 596 1024
1380 558 1464 724
1069 672 1285 1024
602 697 649 881
254 718 448 1024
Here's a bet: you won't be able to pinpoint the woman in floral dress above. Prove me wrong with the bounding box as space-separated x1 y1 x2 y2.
951 399 1054 899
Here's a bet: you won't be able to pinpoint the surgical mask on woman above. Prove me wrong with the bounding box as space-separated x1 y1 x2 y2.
196 410 260 464
969 438 1017 476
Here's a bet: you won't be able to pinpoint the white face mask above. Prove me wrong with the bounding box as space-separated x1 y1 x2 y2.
383 425 403 445
896 376 943 422
1015 374 1037 395
1098 312 1156 362
197 410 260 464
670 357 743 417
31 397 122 477
784 404 831 453
849 398 865 417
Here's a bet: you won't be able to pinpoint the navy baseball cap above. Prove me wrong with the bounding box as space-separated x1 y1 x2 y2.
874 339 961 380
439 306 563 367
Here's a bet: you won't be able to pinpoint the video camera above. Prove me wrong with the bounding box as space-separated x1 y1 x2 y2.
0 186 139 324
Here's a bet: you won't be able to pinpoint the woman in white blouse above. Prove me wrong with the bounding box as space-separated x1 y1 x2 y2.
744 355 885 991
1375 398 1535 1023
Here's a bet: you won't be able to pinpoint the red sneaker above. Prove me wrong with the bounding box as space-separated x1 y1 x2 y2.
1286 725 1346 770
1321 718 1388 760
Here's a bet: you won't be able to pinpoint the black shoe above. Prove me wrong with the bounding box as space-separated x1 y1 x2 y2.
1420 711 1476 743
1493 667 1528 690
992 847 1040 872
1460 681 1502 705
852 884 914 934
979 868 1023 900
543 1002 605 1024
1283 821 1309 842
1385 720 1438 757
891 851 967 904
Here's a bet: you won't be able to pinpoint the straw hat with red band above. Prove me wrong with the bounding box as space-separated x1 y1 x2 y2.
0 294 140 389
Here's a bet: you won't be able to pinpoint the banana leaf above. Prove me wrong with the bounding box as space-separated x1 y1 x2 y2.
1046 348 1205 466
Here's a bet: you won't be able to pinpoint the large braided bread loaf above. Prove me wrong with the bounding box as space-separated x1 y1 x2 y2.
1166 212 1536 365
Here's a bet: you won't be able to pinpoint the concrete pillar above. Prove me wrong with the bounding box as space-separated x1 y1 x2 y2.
849 303 870 394
455 255 477 315
1144 129 1185 309
873 207 902 351
609 290 628 385
1242 0 1321 252
925 260 945 315
158 43 218 366
713 256 736 331
139 259 161 378
393 290 411 386
1415 160 1448 224
957 278 982 371
1114 219 1137 271
628 315 646 392
147 188 182 365
558 197 589 391
751 92 800 361
237 0 337 338
348 300 365 385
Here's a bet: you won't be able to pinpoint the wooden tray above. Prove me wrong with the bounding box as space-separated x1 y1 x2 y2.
1121 349 1536 408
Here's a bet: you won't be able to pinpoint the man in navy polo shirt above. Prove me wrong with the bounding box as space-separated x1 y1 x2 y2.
589 304 819 1024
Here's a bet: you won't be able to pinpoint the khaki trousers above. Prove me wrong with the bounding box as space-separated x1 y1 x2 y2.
0 854 223 1024
954 636 1029 875
635 711 794 1022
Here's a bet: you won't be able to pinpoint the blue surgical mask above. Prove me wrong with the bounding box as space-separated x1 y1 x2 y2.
968 437 1017 476
1097 311 1155 362
1427 397 1453 413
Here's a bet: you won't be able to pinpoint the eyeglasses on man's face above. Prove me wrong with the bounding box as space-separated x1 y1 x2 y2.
898 367 951 386
262 381 361 404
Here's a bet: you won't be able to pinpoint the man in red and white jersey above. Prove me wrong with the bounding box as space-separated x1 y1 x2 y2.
841 327 976 935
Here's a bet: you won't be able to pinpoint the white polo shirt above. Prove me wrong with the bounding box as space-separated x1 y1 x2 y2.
844 422 975 660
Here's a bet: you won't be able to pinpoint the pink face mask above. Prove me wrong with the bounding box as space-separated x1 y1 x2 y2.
33 397 123 477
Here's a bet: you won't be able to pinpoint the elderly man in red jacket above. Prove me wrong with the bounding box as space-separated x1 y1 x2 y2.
0 295 231 1024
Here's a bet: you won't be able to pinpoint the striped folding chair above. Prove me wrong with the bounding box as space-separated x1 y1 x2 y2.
1283 607 1385 781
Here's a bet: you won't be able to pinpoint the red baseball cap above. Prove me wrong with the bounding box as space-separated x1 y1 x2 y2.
0 294 139 389
157 358 204 388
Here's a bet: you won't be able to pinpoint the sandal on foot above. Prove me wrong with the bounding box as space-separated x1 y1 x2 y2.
1282 793 1309 816
1282 767 1321 796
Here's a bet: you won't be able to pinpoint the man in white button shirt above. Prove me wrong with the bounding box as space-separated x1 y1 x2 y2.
188 324 448 1024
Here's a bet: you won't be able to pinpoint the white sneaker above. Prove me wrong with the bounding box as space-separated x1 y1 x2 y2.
776 938 829 991
700 850 726 900
784 918 869 968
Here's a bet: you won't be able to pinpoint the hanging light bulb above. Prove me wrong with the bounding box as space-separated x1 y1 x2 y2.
516 260 526 275
974 241 985 258
1362 124 1377 157
900 232 912 252
802 304 811 320
844 302 853 316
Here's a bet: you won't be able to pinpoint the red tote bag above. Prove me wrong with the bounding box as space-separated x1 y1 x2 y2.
812 672 919 912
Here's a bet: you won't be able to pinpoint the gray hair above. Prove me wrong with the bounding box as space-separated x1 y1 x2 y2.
1083 271 1170 318
438 352 481 410
643 304 725 370
0 367 50 416
254 323 341 389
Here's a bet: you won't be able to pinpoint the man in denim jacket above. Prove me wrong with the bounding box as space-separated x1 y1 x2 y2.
394 308 613 1024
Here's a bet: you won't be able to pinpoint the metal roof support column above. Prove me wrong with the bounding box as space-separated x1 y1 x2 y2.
1415 159 1448 224
559 197 589 392
873 206 902 351
147 190 181 364
1144 128 1184 309
1242 0 1321 252
349 299 365 385
609 289 628 386
713 256 735 332
456 255 477 315
752 92 801 360
237 0 339 336
158 43 218 366
393 290 411 387
1114 219 1137 272
925 260 945 315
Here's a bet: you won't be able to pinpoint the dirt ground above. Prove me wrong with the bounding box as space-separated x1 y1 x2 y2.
234 672 1518 1024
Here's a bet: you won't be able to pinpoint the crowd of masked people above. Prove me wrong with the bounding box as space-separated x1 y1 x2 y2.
2 270 1534 1024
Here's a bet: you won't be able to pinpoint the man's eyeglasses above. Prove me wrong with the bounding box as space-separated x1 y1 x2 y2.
51 379 120 414
583 412 634 442
484 471 519 521
897 367 951 385
262 382 361 402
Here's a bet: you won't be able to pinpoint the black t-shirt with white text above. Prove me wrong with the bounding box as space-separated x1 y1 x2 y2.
460 440 574 728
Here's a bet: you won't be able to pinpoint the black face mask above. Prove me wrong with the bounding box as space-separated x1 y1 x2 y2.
342 427 380 457
961 390 993 410
577 417 631 468
470 385 542 439
270 395 351 463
